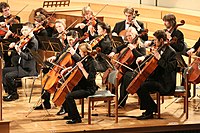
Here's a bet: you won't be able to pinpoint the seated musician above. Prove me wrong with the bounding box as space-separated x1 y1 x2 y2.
2 22 38 101
34 8 56 37
0 2 20 39
135 30 177 120
108 27 146 107
33 14 48 49
74 6 100 41
34 30 79 116
52 20 68 49
187 37 200 57
0 2 21 67
61 42 98 124
91 21 113 72
112 7 147 41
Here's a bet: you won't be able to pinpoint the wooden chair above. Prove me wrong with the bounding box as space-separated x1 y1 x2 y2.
81 70 119 124
156 70 189 119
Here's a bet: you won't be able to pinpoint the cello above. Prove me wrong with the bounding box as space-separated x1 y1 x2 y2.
52 57 87 106
188 56 200 84
52 49 98 106
126 38 177 94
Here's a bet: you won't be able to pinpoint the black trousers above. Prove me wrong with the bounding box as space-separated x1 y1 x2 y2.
3 67 21 95
66 86 94 120
136 80 164 111
118 71 137 107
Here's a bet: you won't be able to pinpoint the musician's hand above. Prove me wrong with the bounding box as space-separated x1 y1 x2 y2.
88 25 95 36
108 52 115 57
69 47 76 55
187 48 195 56
0 22 6 27
15 45 21 54
9 42 15 48
136 56 145 64
153 51 161 60
143 40 153 48
47 56 56 63
128 43 136 50
60 67 72 76
77 62 84 70
75 23 86 29
166 31 172 40
112 32 118 36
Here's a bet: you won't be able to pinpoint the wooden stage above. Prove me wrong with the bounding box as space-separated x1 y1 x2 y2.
1 75 200 133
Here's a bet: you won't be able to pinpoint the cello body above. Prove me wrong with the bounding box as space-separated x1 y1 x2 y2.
188 57 200 84
52 67 83 106
42 52 74 93
126 56 158 94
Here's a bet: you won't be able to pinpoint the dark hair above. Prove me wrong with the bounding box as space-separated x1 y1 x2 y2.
98 21 111 33
66 30 78 39
23 22 34 29
34 8 49 17
153 30 167 41
123 7 134 15
162 14 176 27
0 2 9 12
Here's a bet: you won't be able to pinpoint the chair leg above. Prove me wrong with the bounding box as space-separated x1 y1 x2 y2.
115 96 118 123
81 98 84 118
108 100 111 117
193 84 196 97
88 98 91 124
29 77 37 103
92 101 94 110
156 92 161 119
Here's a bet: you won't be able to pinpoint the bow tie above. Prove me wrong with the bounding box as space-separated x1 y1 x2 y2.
126 22 132 24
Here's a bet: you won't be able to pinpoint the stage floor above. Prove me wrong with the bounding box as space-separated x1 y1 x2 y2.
2 76 200 133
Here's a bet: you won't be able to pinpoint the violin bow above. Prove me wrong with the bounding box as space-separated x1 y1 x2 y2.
93 4 108 17
6 4 29 24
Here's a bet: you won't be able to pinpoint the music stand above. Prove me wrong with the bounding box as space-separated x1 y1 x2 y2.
37 36 63 52
112 36 125 47
68 27 83 37
10 23 23 35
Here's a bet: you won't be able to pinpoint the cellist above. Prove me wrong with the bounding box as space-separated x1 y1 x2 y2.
112 7 147 41
187 37 200 57
135 30 177 120
62 42 98 124
108 27 146 107
34 30 79 116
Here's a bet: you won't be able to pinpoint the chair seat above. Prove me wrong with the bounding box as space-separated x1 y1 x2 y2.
175 86 186 93
88 90 115 98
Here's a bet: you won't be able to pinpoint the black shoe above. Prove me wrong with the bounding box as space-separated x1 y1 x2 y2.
3 94 9 99
137 113 153 120
56 106 67 115
63 116 72 120
66 118 82 124
34 102 51 110
3 93 19 101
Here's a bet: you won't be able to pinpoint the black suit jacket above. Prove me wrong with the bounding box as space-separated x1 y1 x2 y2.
193 37 200 52
112 20 148 41
11 36 38 77
148 45 177 95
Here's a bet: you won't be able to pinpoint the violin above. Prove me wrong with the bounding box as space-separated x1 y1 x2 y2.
90 34 106 47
